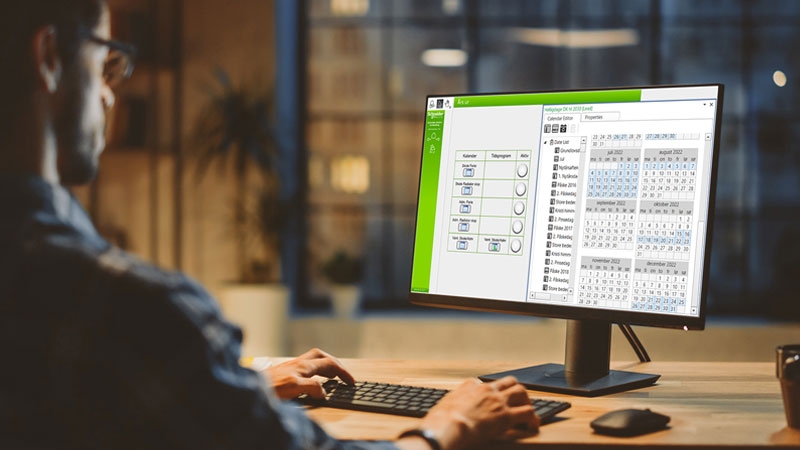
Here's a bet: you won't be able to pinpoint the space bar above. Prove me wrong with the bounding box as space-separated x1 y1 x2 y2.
331 399 392 408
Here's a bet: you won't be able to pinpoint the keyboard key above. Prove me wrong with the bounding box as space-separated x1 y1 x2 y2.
351 399 393 408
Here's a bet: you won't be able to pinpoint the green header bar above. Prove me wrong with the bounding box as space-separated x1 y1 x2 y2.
454 90 641 108
411 110 446 293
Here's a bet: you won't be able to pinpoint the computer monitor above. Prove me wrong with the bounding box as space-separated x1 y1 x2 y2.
409 85 723 396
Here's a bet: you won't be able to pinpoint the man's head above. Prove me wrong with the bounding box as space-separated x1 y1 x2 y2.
0 0 126 185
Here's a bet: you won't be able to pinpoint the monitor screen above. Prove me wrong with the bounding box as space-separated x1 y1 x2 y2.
409 85 724 395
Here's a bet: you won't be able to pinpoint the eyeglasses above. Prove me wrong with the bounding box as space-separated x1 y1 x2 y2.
79 28 138 87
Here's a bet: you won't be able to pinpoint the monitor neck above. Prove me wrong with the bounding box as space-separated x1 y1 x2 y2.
565 319 612 381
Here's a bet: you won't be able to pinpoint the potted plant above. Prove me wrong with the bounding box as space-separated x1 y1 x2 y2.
321 250 364 318
239 176 289 283
193 68 283 281
191 68 289 356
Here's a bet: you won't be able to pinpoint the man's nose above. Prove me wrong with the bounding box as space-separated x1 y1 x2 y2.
101 83 115 111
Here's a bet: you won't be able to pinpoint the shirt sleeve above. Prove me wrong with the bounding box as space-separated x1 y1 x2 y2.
96 260 399 450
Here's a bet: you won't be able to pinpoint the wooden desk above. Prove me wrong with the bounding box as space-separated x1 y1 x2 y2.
301 359 800 449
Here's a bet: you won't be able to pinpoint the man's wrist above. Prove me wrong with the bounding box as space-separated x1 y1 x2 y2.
398 428 442 450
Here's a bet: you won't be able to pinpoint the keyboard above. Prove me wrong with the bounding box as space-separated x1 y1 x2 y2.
297 379 571 421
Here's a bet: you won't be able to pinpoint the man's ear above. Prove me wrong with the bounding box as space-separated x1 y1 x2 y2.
32 26 63 93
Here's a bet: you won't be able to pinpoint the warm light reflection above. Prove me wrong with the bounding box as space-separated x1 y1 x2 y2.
308 155 326 189
331 0 369 17
773 70 787 87
331 155 370 194
511 27 640 48
442 0 461 15
421 49 468 67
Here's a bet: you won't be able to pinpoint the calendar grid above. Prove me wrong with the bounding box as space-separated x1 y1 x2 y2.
577 257 631 309
575 133 701 315
632 260 689 314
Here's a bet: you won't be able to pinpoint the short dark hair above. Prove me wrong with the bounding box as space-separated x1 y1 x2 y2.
0 0 104 112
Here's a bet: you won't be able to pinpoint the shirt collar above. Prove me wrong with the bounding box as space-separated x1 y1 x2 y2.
0 174 100 239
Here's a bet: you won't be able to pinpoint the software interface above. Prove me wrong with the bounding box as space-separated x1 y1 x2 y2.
411 86 720 318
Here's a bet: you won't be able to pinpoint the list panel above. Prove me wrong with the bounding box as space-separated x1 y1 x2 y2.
448 150 532 256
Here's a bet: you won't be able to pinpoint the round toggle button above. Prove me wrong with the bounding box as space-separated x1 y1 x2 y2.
512 220 524 234
517 163 529 178
514 201 525 215
511 239 522 253
515 183 527 196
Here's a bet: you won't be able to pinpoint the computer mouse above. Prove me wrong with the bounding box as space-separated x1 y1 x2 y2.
590 408 670 437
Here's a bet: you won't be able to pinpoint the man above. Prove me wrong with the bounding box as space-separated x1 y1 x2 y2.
0 1 539 449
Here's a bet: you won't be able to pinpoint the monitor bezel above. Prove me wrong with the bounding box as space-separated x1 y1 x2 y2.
408 83 724 331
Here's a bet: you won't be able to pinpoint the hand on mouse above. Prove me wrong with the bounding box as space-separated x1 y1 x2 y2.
397 377 539 450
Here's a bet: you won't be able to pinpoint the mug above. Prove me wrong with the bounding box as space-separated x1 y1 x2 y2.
776 344 800 429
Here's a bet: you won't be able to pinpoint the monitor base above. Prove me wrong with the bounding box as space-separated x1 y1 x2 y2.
479 363 660 397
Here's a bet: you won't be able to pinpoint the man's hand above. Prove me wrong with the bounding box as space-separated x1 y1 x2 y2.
265 348 355 400
399 376 539 450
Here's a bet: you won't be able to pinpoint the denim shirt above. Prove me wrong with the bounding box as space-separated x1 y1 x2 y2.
0 175 397 450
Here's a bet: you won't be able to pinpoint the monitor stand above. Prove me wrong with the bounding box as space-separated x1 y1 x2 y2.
479 319 659 397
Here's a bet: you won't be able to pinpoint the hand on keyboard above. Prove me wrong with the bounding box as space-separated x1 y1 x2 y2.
417 377 540 449
265 348 356 400
273 350 570 449
300 376 571 450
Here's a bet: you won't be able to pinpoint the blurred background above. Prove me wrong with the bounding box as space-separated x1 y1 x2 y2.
81 0 800 360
